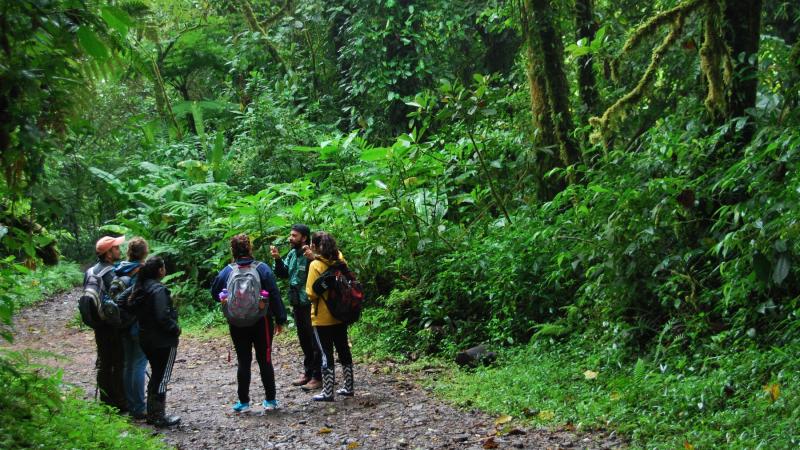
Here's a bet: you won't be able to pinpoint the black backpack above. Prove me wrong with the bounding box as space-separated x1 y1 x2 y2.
103 276 137 329
312 262 364 325
78 264 114 329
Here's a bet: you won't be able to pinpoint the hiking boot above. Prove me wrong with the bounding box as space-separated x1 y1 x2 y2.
262 399 279 411
131 410 148 421
336 364 354 397
312 368 334 402
149 413 181 428
146 394 181 428
291 374 312 386
301 378 322 391
232 401 251 413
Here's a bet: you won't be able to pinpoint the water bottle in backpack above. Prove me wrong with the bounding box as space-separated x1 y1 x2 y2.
221 262 265 327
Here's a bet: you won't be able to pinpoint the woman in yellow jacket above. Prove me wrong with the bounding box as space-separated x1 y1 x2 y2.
305 231 354 401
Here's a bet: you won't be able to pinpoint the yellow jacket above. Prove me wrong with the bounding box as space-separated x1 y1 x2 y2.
306 253 346 326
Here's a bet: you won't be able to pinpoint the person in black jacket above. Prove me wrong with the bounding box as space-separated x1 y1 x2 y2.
130 256 181 427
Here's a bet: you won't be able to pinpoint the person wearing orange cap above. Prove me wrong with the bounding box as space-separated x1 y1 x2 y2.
84 235 127 412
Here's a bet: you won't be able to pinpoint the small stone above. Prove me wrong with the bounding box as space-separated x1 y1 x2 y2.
453 434 469 443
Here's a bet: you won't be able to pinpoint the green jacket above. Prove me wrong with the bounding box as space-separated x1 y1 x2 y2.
274 247 310 306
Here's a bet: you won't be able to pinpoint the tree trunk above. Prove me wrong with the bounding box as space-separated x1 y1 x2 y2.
575 0 599 115
723 0 762 141
522 0 580 198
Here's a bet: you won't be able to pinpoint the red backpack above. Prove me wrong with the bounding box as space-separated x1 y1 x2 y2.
312 262 364 325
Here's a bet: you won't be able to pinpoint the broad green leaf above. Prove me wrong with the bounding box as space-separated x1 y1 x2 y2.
101 6 133 36
360 147 389 162
77 27 109 60
291 145 321 153
772 255 790 285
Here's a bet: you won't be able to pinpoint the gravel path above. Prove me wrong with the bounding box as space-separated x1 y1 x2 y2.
5 289 623 449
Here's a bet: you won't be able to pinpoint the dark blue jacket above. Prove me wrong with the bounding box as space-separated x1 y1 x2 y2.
210 258 287 326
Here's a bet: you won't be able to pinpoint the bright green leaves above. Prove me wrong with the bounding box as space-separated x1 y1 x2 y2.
360 147 390 163
77 27 109 60
566 25 608 58
100 6 133 37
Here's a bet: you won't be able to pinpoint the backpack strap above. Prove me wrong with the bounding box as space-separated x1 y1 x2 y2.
91 264 115 278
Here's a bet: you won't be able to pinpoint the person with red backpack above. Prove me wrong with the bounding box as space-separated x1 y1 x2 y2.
305 231 356 402
211 234 287 413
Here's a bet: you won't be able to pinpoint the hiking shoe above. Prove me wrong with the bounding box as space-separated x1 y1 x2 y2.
301 378 323 391
262 399 279 411
312 392 334 402
232 401 251 413
291 374 312 386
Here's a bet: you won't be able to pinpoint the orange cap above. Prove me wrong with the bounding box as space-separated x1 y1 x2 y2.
95 236 125 255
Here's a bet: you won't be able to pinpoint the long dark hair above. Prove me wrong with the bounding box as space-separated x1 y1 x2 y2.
311 231 340 262
131 256 165 301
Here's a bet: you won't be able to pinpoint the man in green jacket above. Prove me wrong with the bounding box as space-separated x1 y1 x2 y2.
271 224 322 390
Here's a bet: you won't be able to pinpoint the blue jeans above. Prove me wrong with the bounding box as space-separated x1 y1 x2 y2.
121 324 148 415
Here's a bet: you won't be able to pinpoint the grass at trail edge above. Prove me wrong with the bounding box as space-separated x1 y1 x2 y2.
429 337 799 449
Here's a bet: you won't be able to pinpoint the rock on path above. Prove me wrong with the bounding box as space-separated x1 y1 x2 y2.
5 289 622 449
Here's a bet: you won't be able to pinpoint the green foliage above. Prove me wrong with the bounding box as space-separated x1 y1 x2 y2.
0 352 167 449
0 261 82 343
15 262 83 310
5 0 800 446
435 338 800 448
0 0 122 197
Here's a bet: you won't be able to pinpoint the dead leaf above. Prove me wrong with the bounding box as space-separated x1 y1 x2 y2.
494 414 513 427
538 410 555 421
583 370 598 380
347 442 360 449
763 383 780 402
318 427 332 434
683 441 694 450
482 437 499 449
610 391 621 401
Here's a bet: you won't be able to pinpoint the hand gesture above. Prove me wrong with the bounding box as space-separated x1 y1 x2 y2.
270 245 280 260
303 245 314 260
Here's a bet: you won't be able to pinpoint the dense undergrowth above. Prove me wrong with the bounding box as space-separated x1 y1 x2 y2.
2 1 798 447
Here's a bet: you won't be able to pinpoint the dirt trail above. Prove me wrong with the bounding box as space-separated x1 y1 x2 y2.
5 289 622 449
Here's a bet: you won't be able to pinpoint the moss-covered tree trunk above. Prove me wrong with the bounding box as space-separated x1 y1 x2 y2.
575 0 599 115
523 0 580 199
723 0 762 140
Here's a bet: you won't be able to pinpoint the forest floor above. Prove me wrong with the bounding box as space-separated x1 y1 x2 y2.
6 288 623 449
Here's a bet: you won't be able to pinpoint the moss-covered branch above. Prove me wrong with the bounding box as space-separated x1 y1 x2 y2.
611 0 705 81
590 13 687 145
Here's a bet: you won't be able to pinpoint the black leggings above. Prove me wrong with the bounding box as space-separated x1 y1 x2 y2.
141 345 177 396
313 323 352 369
230 316 275 403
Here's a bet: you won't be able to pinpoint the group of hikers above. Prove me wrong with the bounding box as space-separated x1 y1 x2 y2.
81 225 357 428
